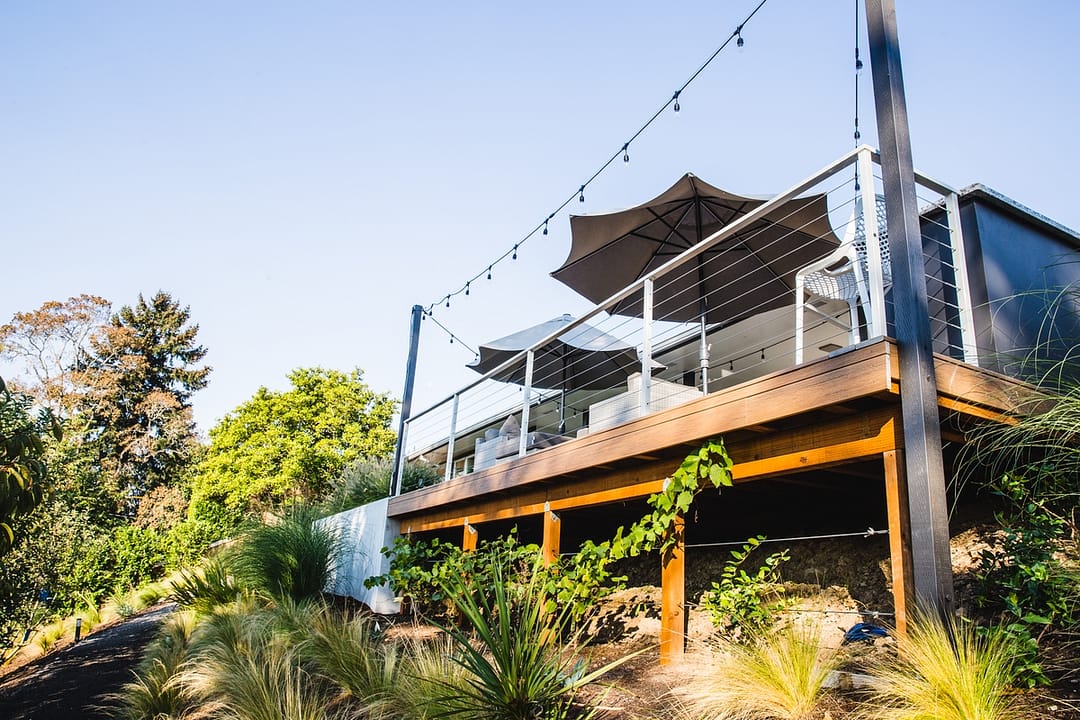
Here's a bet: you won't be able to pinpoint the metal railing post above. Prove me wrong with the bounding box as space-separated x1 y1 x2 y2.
859 148 888 338
519 350 534 457
444 393 460 482
944 192 979 366
640 278 653 415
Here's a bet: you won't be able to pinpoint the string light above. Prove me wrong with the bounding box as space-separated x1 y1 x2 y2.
420 0 770 316
422 310 479 357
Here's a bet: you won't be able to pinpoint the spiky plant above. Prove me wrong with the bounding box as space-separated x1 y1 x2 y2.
861 614 1023 720
430 549 629 720
388 636 473 719
170 555 243 615
680 621 840 720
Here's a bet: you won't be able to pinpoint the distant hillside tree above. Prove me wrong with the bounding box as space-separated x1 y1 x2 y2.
190 367 396 530
0 294 111 415
77 291 210 514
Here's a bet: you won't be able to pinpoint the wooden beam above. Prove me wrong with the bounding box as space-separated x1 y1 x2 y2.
542 505 560 567
462 521 478 552
390 341 897 516
884 449 914 638
396 409 903 531
660 513 686 665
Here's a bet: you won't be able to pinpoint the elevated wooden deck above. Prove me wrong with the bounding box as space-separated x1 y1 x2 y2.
387 338 1026 662
388 338 1022 530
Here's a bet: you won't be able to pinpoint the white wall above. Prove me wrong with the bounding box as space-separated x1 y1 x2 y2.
316 498 400 614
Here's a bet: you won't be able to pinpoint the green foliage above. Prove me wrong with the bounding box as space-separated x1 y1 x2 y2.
0 378 60 554
229 505 342 603
190 367 397 529
431 548 627 720
701 536 790 639
76 291 209 515
681 622 840 720
170 556 243 615
111 610 197 720
609 438 733 561
320 458 440 516
543 538 627 624
864 613 1024 720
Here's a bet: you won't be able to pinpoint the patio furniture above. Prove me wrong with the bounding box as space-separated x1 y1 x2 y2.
473 415 569 471
794 195 890 364
584 373 702 434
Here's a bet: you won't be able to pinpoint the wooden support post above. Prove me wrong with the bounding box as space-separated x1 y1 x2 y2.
884 449 914 637
462 520 478 552
542 503 560 567
660 512 686 665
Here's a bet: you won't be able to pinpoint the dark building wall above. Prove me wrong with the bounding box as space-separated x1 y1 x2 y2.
960 189 1080 374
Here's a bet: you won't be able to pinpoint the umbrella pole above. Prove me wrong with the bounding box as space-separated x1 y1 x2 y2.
699 316 710 393
559 388 566 434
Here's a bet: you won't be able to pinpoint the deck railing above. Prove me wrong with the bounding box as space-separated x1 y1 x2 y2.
396 146 979 487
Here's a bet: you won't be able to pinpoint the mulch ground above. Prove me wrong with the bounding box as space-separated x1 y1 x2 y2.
0 603 175 720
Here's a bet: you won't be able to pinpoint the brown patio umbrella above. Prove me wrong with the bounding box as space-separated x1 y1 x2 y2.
551 173 839 326
550 174 839 391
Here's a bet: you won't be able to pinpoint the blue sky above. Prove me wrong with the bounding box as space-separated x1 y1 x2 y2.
2 1 1078 433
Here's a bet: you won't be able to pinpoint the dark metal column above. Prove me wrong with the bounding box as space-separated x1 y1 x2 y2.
391 305 423 497
865 0 954 611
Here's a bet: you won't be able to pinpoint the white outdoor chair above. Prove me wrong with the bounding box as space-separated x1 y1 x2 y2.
794 195 890 364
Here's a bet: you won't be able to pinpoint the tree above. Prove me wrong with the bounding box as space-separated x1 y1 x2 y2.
78 291 210 513
0 377 59 554
190 367 396 529
0 294 111 415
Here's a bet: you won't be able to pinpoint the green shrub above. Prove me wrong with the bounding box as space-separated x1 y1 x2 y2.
700 536 789 639
230 505 341 603
170 556 242 615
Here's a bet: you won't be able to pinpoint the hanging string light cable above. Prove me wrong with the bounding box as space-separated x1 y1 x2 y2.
422 310 479 358
422 0 771 316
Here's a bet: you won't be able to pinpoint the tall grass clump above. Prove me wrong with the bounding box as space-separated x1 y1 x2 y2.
862 614 1022 720
301 608 399 710
681 621 840 720
430 549 627 720
112 610 198 720
230 505 341 603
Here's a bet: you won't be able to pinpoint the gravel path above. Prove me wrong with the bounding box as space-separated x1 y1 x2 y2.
0 604 175 720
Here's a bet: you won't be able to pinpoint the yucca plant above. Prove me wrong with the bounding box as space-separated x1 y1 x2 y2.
170 555 243 614
861 614 1023 720
230 505 342 603
430 549 628 720
680 621 840 720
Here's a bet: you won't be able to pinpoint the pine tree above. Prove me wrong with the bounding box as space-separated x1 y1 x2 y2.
78 291 210 514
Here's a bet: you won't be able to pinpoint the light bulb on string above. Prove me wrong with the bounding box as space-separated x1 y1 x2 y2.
855 48 864 72
487 266 492 280
465 282 470 296
578 186 585 203
736 26 744 50
445 297 450 309
622 143 630 166
543 220 549 236
672 91 680 115
512 244 518 260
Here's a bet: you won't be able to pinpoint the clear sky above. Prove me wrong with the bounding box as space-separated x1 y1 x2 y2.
2 1 1078 434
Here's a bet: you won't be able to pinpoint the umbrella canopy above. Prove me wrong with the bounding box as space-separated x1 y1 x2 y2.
551 173 840 326
467 314 658 391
